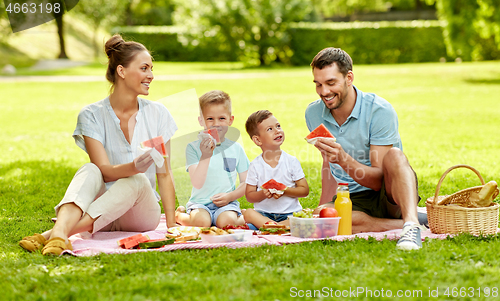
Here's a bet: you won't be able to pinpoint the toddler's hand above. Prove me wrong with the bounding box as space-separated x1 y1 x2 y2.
211 193 231 207
133 149 154 173
262 188 273 199
272 193 283 199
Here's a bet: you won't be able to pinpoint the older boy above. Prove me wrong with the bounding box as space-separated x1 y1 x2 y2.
175 90 249 228
244 110 309 228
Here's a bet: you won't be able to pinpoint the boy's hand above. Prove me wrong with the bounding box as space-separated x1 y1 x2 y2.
199 137 215 158
262 188 273 199
211 193 232 207
272 193 283 199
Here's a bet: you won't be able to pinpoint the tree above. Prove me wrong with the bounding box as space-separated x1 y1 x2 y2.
0 1 10 41
173 0 312 66
427 0 500 60
74 0 126 60
53 6 67 58
52 0 79 59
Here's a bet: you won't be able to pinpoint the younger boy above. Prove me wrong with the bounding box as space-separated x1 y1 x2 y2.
175 90 249 228
244 110 309 228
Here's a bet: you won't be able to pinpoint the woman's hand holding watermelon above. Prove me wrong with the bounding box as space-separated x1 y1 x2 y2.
133 149 155 173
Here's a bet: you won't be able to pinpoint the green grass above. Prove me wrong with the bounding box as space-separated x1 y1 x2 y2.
1 61 500 300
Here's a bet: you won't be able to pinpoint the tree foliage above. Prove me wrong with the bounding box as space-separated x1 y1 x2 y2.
427 0 500 60
313 0 431 18
173 0 313 66
126 0 175 25
75 0 126 59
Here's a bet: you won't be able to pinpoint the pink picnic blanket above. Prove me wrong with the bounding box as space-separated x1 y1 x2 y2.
62 214 453 257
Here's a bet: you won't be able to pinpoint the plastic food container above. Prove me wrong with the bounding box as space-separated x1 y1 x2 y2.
289 216 341 238
200 230 253 243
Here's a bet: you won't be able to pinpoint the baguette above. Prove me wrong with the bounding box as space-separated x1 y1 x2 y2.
469 181 498 207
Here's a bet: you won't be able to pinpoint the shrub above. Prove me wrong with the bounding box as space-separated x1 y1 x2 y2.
111 26 236 62
288 20 451 65
113 21 460 65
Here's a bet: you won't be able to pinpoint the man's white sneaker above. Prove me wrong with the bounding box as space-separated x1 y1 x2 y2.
396 224 423 251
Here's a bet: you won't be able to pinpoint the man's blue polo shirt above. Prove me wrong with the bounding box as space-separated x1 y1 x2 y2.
305 86 402 193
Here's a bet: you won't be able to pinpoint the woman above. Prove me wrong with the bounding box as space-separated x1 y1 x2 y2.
19 35 177 255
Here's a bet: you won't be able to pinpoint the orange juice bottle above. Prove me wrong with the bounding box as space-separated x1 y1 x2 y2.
334 183 352 235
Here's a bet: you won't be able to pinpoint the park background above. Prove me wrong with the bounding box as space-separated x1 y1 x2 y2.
1 0 500 300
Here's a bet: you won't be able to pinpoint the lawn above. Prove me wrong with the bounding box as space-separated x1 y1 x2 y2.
1 61 500 300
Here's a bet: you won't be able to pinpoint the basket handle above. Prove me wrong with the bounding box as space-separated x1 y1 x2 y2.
432 164 486 205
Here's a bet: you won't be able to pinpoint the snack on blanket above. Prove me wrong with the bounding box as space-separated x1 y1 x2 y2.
200 226 236 236
259 221 290 235
199 227 252 243
305 124 335 145
223 224 250 231
117 234 150 249
165 226 201 242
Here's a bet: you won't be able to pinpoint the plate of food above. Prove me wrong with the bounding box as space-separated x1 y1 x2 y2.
199 226 254 243
166 226 202 243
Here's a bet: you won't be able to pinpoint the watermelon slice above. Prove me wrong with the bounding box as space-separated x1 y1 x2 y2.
261 179 287 195
137 238 175 249
305 124 336 144
117 234 150 249
141 136 168 157
205 128 221 146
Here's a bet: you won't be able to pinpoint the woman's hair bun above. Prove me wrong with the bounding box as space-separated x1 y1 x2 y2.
104 34 148 87
105 34 125 59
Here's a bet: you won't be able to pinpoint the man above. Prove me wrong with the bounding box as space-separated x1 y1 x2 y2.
305 47 426 250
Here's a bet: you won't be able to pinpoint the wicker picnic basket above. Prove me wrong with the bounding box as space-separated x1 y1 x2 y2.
426 165 499 235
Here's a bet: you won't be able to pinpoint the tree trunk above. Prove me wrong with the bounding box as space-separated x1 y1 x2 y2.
125 0 134 26
416 0 422 10
55 12 68 58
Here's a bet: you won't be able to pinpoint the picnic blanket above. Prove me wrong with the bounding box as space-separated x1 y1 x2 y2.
62 210 455 257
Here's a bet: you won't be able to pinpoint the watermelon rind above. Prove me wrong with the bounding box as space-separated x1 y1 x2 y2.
305 137 336 145
118 234 150 249
137 238 175 249
267 188 286 195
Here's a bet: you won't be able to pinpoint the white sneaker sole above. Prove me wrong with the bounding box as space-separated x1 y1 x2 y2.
396 241 421 251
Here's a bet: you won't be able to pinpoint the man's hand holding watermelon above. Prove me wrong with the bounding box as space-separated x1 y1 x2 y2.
305 124 346 167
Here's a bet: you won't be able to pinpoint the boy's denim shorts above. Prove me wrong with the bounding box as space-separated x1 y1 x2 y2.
257 210 294 223
186 200 242 226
